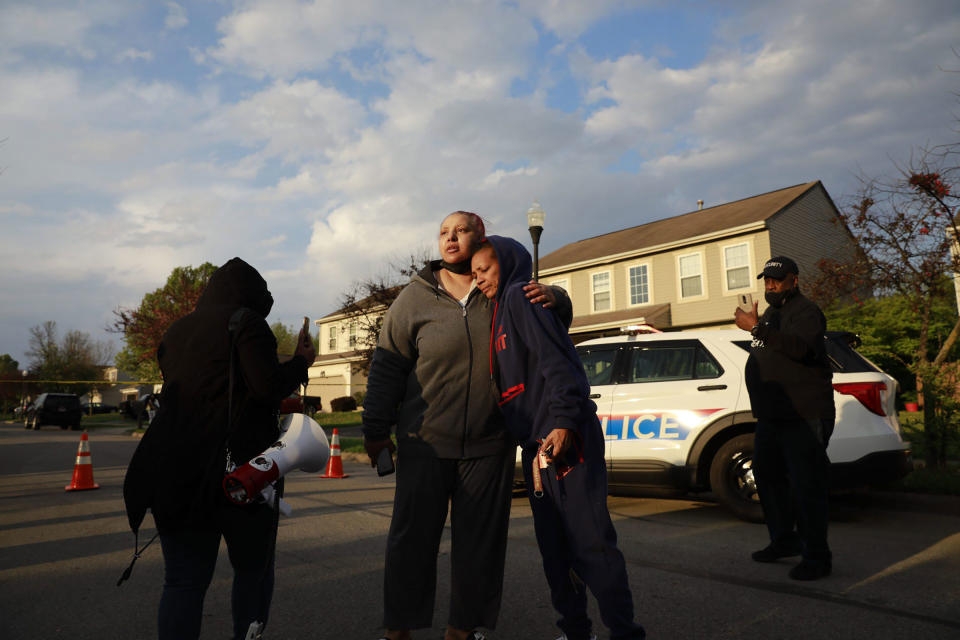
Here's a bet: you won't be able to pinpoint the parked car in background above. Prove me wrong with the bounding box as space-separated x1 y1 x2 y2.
518 329 911 522
279 393 322 415
24 393 83 431
279 392 303 415
81 401 118 414
120 394 159 427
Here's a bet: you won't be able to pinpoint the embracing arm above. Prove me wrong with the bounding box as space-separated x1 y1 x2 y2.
523 282 573 328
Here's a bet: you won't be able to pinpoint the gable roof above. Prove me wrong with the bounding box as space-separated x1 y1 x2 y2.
540 181 821 271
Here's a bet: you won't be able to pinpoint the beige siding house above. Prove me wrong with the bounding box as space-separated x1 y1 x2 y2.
309 302 380 412
538 181 855 341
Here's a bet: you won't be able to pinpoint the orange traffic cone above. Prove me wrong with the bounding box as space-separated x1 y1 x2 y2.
65 431 100 491
320 428 349 478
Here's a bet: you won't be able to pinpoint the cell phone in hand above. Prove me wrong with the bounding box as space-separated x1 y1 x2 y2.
737 293 753 313
376 447 395 476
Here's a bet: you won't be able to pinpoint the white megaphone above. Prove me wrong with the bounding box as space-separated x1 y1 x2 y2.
223 413 330 508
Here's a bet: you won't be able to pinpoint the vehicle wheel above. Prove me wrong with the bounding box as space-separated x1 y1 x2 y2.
709 433 764 523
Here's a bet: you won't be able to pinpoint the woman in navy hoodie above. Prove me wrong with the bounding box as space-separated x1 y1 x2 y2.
472 236 646 640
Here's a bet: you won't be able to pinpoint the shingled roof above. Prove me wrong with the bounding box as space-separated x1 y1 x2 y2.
540 181 820 271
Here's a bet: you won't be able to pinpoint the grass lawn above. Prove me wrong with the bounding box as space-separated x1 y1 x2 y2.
313 410 362 428
338 436 364 453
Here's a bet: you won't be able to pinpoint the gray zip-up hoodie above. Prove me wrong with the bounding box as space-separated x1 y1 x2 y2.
362 260 508 458
363 260 573 459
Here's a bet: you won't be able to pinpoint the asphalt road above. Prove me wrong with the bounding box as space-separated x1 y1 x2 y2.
1 421 959 639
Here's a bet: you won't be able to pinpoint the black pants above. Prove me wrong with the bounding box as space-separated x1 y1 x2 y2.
158 501 278 640
521 444 645 640
383 450 514 631
753 418 833 563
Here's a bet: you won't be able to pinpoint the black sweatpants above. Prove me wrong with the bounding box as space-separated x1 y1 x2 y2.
383 449 515 631
521 444 645 640
158 500 278 640
753 417 833 563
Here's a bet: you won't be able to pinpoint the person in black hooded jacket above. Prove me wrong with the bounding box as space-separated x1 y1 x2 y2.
123 257 315 640
472 236 645 640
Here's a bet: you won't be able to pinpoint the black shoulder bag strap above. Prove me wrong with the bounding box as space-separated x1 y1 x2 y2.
225 307 248 470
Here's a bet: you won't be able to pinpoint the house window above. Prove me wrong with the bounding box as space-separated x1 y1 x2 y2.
724 243 750 290
328 326 337 351
678 253 703 298
348 323 358 348
592 272 611 312
551 278 568 291
628 264 649 305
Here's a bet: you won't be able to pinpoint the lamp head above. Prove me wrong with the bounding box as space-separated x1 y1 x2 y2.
526 200 545 229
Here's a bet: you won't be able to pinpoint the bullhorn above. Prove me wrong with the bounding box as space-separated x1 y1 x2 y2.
223 413 330 507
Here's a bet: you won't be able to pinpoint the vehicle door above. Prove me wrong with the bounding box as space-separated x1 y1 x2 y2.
576 342 623 470
606 339 740 483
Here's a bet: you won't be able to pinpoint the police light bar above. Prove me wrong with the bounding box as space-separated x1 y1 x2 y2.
621 323 662 335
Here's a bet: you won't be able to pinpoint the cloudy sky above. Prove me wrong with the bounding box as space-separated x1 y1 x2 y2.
1 0 958 368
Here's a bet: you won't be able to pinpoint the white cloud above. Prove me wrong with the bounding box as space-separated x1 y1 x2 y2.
481 166 540 188
2 0 959 367
117 48 154 62
0 4 94 56
204 79 366 163
164 2 188 30
208 0 536 81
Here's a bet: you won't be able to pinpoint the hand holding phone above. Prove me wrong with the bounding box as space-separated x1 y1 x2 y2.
376 447 395 476
296 316 316 364
737 293 753 313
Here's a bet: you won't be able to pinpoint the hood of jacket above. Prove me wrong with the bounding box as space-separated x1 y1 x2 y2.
484 235 532 301
196 257 273 317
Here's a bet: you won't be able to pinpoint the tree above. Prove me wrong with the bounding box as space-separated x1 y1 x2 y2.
25 321 114 395
824 286 960 398
813 145 959 467
0 354 18 374
271 322 300 356
0 354 22 414
337 250 432 373
111 263 217 381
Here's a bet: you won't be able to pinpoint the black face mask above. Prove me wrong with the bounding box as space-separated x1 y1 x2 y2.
441 260 472 275
765 289 792 307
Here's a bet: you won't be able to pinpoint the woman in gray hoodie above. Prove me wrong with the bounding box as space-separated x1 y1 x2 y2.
362 211 568 640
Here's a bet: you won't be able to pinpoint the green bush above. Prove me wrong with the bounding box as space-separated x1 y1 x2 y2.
330 395 358 412
897 467 960 494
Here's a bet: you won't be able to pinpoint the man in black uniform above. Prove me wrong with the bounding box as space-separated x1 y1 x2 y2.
734 256 835 581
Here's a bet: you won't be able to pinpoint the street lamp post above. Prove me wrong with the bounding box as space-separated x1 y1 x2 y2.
527 200 545 282
20 370 27 413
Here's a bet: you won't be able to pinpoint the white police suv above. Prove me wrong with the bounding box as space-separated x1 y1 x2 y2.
572 328 911 521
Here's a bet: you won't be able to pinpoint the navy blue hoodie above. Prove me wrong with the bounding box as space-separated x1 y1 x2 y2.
484 236 598 452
